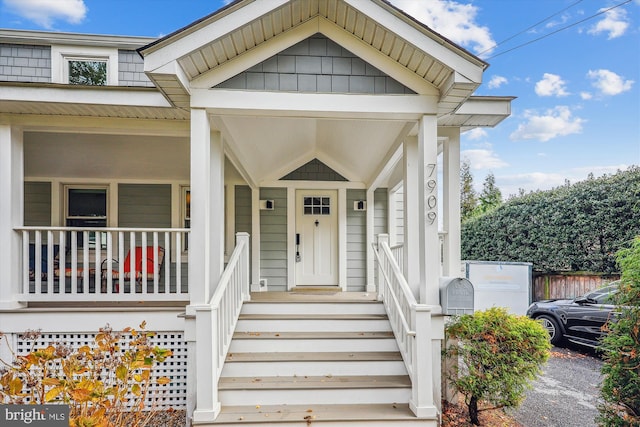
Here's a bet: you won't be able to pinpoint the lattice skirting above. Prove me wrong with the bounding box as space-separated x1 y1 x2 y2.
12 331 188 410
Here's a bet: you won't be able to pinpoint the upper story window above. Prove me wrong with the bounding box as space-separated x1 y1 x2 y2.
68 58 107 85
51 45 118 85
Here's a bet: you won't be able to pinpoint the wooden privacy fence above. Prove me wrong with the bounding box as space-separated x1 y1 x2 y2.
532 273 620 301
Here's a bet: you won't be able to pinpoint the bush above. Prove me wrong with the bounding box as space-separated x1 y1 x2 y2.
0 322 173 427
444 307 551 425
462 167 640 273
598 237 640 426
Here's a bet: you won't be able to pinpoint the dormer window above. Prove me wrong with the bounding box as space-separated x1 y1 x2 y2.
51 45 118 85
68 58 108 85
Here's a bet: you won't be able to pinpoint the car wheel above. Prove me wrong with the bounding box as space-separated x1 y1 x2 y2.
537 315 563 345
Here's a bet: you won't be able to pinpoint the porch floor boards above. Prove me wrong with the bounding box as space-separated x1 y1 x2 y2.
249 291 377 303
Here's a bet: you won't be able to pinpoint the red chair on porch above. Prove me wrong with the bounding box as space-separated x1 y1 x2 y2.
101 246 165 293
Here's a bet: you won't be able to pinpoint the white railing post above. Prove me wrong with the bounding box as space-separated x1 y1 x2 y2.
410 306 437 418
376 234 389 300
192 304 220 423
236 232 250 301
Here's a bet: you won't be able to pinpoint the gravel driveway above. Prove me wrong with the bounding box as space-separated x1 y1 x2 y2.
510 345 603 427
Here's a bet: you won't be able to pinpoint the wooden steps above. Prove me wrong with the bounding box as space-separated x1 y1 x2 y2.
198 295 437 426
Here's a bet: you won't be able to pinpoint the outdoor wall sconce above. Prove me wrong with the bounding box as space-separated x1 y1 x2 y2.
353 200 366 211
260 200 274 210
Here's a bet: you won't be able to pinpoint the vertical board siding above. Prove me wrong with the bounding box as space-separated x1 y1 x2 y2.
260 188 288 291
532 274 620 302
118 184 171 228
24 182 52 227
0 44 51 83
347 189 366 291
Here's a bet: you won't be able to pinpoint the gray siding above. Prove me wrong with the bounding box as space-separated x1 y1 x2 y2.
374 188 388 236
282 158 347 181
346 189 366 291
234 185 252 234
0 44 51 83
118 50 154 87
24 182 51 226
394 187 404 245
215 34 415 94
117 184 171 228
260 188 288 291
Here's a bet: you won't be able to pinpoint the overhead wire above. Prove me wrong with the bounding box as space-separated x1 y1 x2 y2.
476 0 585 57
485 0 634 60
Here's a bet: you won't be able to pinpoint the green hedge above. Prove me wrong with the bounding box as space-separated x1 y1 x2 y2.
462 167 640 273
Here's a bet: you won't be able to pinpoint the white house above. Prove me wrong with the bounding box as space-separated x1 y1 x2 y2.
0 0 513 425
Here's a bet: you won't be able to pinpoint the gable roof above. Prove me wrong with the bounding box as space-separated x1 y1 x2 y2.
139 0 488 113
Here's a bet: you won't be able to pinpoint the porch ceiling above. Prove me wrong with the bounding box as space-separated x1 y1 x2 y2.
215 114 412 185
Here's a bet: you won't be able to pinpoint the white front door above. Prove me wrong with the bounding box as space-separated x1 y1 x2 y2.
295 190 338 286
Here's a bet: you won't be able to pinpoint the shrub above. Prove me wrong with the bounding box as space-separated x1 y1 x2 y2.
598 236 640 426
444 307 551 425
0 322 173 427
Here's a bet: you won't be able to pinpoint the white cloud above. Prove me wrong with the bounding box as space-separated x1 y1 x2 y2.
498 165 629 196
535 73 569 97
389 0 495 55
588 8 630 39
461 148 508 170
3 0 87 29
580 91 593 100
465 128 488 140
587 69 634 96
488 75 508 89
510 106 585 142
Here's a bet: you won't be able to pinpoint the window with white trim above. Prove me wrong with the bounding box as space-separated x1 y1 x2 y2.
65 186 108 248
51 45 118 85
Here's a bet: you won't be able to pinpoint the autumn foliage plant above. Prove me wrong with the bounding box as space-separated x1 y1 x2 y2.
0 322 173 427
444 307 551 426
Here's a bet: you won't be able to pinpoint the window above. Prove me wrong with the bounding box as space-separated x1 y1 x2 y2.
68 59 107 85
65 187 108 248
182 187 190 251
303 196 331 215
51 45 118 85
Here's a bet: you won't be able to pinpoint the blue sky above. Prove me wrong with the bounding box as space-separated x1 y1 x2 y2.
1 0 638 197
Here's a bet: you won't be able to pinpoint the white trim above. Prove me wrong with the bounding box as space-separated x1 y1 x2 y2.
251 188 260 288
0 85 171 108
286 187 296 291
225 184 235 260
192 89 439 120
365 188 375 293
260 180 366 190
366 123 413 188
338 188 347 291
51 45 119 86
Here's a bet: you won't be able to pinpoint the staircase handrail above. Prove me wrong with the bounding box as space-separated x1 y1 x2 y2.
209 233 250 379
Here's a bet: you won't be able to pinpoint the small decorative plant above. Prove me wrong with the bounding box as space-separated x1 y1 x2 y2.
444 307 551 425
0 322 173 427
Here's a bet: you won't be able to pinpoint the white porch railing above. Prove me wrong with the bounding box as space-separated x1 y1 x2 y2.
192 232 250 423
390 243 404 276
373 234 436 418
16 227 190 302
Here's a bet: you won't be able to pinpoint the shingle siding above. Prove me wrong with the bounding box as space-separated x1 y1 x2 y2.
0 44 51 83
118 50 154 87
215 34 415 94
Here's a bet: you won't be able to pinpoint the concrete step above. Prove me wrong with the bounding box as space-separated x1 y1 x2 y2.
229 331 397 352
218 375 412 406
205 403 437 426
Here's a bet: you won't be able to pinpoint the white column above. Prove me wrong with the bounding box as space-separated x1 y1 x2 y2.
418 115 440 305
403 137 420 299
251 188 260 288
0 124 24 309
441 128 461 277
189 109 224 304
338 188 347 291
365 188 376 293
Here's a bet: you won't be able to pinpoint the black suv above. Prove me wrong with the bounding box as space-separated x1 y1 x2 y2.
526 283 619 348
